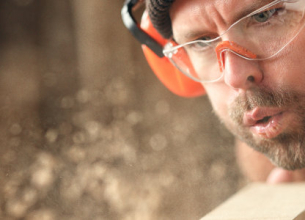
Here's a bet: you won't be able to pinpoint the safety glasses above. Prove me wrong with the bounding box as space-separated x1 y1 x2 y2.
163 0 305 82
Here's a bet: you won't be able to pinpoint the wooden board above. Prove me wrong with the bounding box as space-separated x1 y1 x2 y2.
200 183 305 220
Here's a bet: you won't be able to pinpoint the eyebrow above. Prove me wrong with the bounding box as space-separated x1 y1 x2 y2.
178 0 272 43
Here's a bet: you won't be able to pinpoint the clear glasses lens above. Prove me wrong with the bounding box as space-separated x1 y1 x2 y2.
163 0 305 82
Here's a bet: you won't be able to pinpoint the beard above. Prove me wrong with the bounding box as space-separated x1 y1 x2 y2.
223 86 305 170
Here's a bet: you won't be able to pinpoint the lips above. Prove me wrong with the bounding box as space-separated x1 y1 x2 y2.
243 107 286 139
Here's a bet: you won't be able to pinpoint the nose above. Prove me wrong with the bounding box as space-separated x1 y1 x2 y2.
222 51 263 90
216 41 263 90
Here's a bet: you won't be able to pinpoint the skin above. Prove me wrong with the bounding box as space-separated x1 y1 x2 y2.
170 0 305 181
236 140 305 183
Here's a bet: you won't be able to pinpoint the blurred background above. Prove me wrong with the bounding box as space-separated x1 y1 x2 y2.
0 0 246 219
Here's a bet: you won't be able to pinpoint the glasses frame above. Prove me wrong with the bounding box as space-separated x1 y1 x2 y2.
163 0 305 82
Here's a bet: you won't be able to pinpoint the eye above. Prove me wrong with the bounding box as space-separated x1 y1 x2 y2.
190 36 215 50
252 8 277 23
198 36 212 41
195 40 210 48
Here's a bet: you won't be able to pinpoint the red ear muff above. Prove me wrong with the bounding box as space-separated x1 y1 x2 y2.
140 11 206 97
121 0 205 97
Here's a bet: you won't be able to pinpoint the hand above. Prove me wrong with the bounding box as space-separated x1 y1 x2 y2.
235 139 305 183
266 167 305 183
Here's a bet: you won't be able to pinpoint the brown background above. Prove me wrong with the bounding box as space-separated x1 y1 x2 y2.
0 1 246 219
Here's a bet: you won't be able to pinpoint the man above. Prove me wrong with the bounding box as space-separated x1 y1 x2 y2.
123 0 305 183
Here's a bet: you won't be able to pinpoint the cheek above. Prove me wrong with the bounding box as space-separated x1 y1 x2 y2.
263 41 305 91
203 84 231 119
283 51 305 88
275 32 305 88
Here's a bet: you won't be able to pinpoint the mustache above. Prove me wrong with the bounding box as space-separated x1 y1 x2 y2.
229 87 296 124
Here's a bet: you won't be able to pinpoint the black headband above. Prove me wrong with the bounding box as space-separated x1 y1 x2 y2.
146 0 175 39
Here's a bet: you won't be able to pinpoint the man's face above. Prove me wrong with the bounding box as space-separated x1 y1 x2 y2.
170 0 305 170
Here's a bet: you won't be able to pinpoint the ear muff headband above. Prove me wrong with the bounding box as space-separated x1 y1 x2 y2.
121 0 206 97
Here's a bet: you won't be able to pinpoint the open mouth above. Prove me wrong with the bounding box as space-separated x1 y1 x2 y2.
256 116 272 124
244 107 283 126
243 108 286 139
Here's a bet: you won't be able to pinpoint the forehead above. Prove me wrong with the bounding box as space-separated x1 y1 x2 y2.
170 0 270 42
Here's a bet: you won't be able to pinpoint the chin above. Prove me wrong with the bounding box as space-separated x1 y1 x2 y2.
246 133 305 170
267 143 305 170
